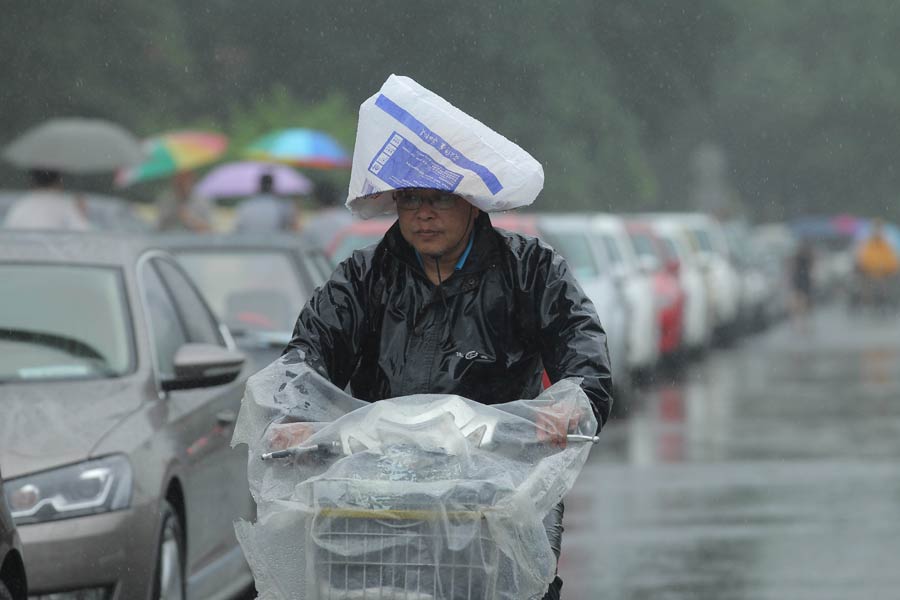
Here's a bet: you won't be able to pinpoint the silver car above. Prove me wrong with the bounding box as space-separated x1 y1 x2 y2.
1 471 27 599
0 232 253 599
156 233 332 372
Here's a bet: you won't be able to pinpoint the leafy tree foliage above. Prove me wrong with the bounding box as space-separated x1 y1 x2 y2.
0 1 734 212
702 0 900 219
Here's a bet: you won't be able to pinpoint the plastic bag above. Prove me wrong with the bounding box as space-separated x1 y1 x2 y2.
233 352 596 600
346 74 544 219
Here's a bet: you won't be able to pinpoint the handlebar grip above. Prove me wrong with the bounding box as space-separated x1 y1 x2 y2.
261 441 342 461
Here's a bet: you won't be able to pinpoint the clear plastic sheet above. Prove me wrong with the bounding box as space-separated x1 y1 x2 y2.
233 351 597 600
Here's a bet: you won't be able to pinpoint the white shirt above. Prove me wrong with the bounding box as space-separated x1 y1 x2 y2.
3 190 91 231
233 194 296 233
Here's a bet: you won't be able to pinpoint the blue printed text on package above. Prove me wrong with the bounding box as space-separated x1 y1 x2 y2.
368 132 464 192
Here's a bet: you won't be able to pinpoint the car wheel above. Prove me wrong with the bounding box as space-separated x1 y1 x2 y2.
153 500 186 600
0 581 13 600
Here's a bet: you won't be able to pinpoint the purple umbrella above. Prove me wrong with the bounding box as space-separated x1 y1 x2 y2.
193 161 314 199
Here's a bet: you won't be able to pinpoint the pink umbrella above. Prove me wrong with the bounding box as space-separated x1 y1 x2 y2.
193 161 314 199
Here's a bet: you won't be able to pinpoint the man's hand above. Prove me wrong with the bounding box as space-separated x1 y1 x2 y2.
536 403 583 448
267 422 315 450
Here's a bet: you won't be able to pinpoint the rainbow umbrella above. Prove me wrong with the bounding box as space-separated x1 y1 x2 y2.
115 130 228 187
244 128 350 169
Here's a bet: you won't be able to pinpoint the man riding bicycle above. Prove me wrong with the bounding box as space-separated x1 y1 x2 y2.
281 75 613 599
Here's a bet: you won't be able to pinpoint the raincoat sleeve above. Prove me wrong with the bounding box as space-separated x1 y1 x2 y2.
283 252 371 389
534 250 613 430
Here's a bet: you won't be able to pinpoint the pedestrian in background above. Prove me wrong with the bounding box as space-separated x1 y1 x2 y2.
232 173 298 233
3 169 90 231
156 170 213 232
790 240 815 327
854 219 899 311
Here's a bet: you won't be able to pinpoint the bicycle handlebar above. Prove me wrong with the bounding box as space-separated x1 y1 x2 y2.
260 435 598 461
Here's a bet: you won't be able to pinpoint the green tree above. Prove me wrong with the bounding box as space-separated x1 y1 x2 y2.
705 0 900 220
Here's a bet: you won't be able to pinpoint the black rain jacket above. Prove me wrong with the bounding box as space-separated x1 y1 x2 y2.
284 212 613 429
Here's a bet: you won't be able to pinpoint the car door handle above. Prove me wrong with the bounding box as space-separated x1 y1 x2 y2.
216 410 237 426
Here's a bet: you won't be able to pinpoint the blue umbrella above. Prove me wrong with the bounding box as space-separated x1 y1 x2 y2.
245 128 350 170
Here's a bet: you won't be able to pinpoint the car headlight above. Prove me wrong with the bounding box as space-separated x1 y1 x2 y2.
3 455 132 525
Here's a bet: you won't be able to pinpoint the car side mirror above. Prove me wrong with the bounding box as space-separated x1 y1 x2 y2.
162 343 245 391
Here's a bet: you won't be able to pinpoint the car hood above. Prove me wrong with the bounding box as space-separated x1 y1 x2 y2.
0 377 143 479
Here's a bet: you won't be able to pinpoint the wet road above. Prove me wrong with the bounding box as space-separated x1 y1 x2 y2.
559 308 900 599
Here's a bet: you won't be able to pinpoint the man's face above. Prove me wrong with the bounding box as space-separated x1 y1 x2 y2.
395 189 479 258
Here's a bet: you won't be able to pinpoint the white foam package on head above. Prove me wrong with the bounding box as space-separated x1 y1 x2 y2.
346 74 545 219
232 350 597 600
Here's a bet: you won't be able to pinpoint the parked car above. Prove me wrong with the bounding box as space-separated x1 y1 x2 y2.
0 232 254 599
590 214 660 376
0 190 150 232
625 220 686 360
487 211 539 236
160 233 332 370
641 215 714 354
326 217 394 263
752 223 796 323
535 214 632 393
0 473 26 600
649 213 742 342
723 221 772 333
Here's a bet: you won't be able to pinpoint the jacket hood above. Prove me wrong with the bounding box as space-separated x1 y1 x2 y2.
0 377 142 479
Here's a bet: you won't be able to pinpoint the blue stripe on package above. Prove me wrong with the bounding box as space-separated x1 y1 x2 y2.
374 94 504 195
368 132 465 192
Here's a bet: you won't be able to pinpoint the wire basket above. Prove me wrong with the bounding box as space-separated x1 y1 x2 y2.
308 506 500 600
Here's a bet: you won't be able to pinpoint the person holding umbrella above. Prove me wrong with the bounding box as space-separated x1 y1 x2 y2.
115 130 228 232
243 128 354 241
2 118 143 230
155 170 213 232
232 172 300 233
4 169 89 230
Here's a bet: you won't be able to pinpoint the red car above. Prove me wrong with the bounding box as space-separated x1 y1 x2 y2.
489 212 539 236
326 218 394 263
625 220 685 358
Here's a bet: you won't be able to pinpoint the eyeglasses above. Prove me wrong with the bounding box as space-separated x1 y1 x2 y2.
393 189 459 211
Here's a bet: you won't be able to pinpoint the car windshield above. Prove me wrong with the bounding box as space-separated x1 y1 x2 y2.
628 231 659 259
691 228 715 252
659 236 680 262
599 233 624 266
541 230 599 279
177 250 309 335
0 264 133 382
